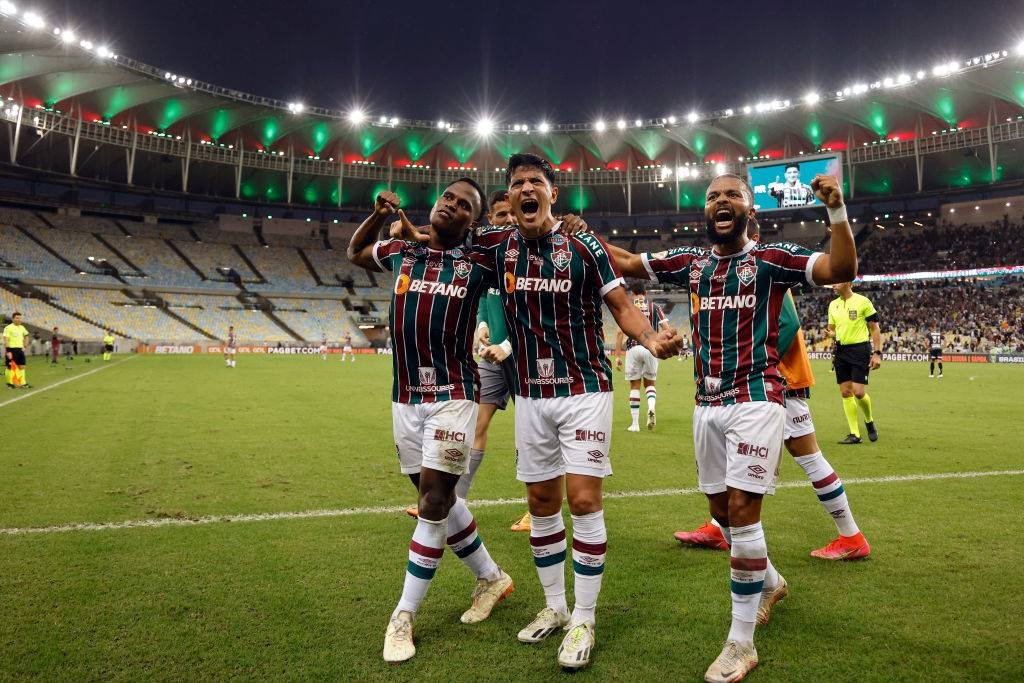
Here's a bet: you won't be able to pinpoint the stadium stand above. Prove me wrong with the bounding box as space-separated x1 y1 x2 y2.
798 280 1024 353
269 298 369 345
161 293 293 343
242 246 320 293
0 286 107 340
858 222 1024 274
38 287 199 342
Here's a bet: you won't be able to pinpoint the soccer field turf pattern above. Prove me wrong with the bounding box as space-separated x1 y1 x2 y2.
0 355 1020 680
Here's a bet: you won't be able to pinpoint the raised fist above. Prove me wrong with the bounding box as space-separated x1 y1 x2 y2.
810 174 843 209
375 191 401 216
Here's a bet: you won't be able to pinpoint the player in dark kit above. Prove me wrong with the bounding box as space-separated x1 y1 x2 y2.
348 180 513 664
928 329 943 378
605 172 857 682
473 153 683 670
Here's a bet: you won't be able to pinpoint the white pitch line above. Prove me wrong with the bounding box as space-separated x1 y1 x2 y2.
1 468 1021 537
0 356 133 409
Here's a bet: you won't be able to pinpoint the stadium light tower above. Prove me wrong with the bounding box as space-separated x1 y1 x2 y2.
803 92 820 105
594 119 606 132
474 117 495 137
537 121 551 133
347 108 365 125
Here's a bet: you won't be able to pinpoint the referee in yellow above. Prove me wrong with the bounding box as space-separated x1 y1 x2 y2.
3 311 30 389
828 283 881 444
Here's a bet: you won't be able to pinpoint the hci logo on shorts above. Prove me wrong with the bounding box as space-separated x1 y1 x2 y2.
575 429 607 443
737 443 770 458
537 358 555 378
434 429 466 443
418 366 437 386
704 376 722 394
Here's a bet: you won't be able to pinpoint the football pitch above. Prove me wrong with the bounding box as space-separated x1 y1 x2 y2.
1 354 1021 681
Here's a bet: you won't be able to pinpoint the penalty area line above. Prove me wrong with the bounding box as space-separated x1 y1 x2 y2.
0 356 134 410
1 468 1022 536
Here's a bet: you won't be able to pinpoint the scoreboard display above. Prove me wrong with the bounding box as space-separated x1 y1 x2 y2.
747 153 843 212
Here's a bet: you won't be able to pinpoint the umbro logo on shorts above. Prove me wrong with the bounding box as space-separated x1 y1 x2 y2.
587 449 603 464
747 464 767 480
443 448 464 462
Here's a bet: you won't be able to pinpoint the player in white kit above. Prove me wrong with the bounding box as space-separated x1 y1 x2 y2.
615 282 668 431
341 332 354 362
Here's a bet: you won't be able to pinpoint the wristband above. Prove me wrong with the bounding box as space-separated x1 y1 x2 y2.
826 204 848 225
872 351 882 356
498 339 513 356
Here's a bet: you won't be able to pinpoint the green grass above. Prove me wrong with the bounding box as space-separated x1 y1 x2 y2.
0 354 1021 680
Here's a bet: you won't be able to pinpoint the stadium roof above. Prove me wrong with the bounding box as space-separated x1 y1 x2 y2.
4 10 1024 214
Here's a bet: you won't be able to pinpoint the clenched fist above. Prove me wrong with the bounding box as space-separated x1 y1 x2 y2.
375 191 401 216
810 174 843 209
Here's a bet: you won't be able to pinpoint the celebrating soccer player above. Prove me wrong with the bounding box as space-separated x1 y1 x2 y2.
472 153 682 670
827 282 881 443
224 326 236 368
606 173 857 682
615 281 668 432
348 182 513 664
675 218 870 562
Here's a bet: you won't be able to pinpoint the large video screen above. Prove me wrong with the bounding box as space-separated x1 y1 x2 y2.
747 154 843 212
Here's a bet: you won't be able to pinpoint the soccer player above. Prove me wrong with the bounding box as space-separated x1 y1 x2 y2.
767 164 816 208
675 218 870 562
606 172 857 682
102 332 115 361
225 326 236 368
341 332 354 362
348 182 513 664
50 327 61 365
320 334 328 360
928 328 943 378
828 282 881 444
3 312 30 388
615 281 667 432
473 153 682 670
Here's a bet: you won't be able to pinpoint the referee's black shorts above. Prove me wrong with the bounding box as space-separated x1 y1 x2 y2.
5 348 26 366
834 341 870 385
929 349 943 361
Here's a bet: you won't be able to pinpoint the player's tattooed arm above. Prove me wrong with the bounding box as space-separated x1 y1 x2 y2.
808 174 858 284
347 191 406 271
604 243 649 280
604 286 683 359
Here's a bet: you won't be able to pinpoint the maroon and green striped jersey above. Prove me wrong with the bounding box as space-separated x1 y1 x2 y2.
642 240 821 406
473 224 625 398
373 239 494 404
624 299 666 350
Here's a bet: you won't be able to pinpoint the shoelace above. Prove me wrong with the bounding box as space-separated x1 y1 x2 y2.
566 625 588 647
390 619 412 642
719 642 742 668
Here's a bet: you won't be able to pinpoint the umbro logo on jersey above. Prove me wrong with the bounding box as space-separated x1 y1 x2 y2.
434 430 467 443
737 443 770 458
505 249 519 262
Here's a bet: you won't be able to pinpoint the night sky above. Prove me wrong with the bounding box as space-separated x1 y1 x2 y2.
31 0 1024 124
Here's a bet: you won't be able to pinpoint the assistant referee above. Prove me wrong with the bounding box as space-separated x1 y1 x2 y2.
828 282 881 444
